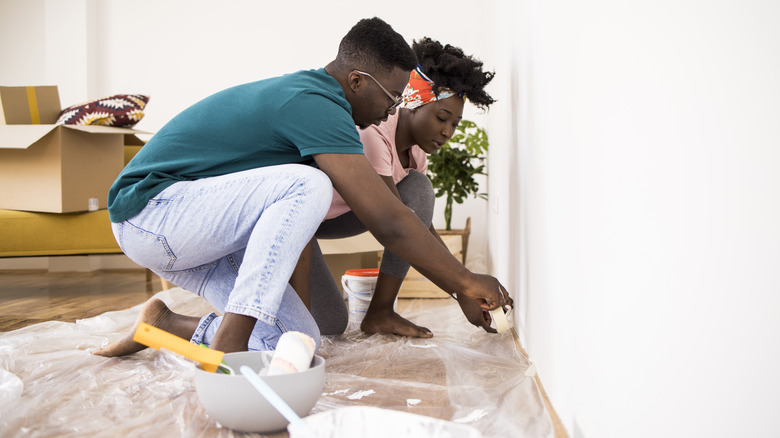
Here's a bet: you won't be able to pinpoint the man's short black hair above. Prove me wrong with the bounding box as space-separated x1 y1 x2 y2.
337 17 418 74
414 37 496 109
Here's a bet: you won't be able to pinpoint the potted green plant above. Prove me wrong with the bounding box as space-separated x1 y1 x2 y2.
426 119 489 264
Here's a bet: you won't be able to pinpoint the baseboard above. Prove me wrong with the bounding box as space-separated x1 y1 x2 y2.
0 254 141 272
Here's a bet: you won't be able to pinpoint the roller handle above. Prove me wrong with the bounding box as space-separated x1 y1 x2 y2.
132 322 224 373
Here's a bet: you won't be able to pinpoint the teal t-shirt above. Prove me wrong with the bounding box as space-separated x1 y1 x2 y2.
108 68 363 223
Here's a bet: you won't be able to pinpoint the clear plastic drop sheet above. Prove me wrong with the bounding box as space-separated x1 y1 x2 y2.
0 288 555 438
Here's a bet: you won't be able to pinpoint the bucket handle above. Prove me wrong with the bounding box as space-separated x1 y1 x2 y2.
341 276 350 295
342 276 374 297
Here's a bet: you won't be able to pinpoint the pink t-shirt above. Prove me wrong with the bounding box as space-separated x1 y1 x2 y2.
325 111 428 219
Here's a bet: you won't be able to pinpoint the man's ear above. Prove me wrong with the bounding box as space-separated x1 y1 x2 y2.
347 71 363 93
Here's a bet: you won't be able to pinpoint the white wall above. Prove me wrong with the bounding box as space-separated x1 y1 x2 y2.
490 0 780 437
1 0 99 110
0 0 497 272
0 1 46 85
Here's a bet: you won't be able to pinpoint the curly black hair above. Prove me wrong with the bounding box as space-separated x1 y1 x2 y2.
413 37 495 110
337 17 418 74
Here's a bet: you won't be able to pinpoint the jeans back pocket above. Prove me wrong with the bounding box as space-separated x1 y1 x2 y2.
118 221 177 271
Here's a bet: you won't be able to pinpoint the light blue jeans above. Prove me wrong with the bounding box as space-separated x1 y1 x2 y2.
111 164 333 351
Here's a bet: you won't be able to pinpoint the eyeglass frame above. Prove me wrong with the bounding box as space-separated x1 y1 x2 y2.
354 70 404 112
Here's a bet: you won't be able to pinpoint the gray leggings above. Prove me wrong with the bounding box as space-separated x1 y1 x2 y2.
308 170 436 334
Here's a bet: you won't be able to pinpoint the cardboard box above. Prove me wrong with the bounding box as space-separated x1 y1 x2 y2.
0 86 142 213
0 86 61 125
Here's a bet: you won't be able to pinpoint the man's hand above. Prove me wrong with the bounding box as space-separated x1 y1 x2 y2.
460 273 514 311
456 274 514 333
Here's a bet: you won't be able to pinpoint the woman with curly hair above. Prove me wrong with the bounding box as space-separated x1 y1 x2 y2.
305 37 498 338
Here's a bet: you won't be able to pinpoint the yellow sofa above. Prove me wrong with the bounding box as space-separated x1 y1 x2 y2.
0 145 142 259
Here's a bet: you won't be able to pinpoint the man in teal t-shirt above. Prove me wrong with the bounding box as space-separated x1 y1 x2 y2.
108 69 365 224
95 18 510 358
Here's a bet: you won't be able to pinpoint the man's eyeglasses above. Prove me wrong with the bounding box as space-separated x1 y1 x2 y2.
355 70 404 112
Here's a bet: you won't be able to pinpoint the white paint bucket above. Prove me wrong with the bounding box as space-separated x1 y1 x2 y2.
341 268 379 329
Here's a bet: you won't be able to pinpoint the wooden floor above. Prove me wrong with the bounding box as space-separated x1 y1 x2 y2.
0 269 569 437
0 269 160 332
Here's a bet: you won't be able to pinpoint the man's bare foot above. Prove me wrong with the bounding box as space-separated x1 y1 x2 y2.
92 298 199 357
360 311 433 338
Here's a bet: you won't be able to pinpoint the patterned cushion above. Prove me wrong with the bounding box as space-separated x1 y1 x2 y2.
57 94 149 128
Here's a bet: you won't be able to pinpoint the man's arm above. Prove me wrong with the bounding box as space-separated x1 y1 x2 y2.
313 153 503 311
379 174 448 249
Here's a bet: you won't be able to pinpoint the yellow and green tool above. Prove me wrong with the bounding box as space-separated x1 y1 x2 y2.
132 322 231 373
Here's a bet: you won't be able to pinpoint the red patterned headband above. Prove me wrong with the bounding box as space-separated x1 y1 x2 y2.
401 66 462 109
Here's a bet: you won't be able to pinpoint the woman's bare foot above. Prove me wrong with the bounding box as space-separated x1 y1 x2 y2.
92 298 199 357
360 310 433 338
208 312 256 354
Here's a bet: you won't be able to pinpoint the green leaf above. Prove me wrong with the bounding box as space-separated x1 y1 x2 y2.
426 119 490 221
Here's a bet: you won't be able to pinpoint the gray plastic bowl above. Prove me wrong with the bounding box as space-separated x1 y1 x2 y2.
194 350 325 433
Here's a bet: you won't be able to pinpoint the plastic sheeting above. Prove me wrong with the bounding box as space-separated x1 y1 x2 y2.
0 288 555 437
